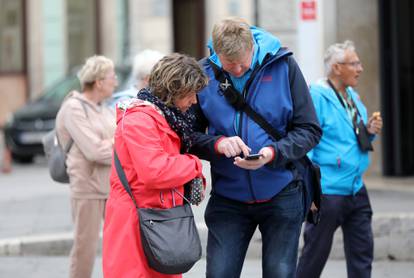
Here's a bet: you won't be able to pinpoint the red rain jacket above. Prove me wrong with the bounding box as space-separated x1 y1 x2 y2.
103 101 204 278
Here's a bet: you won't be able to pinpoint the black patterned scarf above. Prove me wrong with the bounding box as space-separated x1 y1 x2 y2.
137 88 195 153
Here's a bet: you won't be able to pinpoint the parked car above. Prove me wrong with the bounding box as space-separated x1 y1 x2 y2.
4 66 130 163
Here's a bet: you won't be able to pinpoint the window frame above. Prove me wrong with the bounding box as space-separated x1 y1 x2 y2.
0 0 27 75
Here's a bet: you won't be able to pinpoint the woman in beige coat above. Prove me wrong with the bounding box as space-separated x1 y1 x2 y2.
55 55 117 278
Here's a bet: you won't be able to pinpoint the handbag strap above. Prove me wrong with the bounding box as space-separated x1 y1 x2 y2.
114 149 140 209
113 149 191 208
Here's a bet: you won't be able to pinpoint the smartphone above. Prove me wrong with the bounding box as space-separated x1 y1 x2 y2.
245 153 263 160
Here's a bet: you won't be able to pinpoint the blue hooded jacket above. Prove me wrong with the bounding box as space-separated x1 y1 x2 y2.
308 79 373 195
191 27 321 202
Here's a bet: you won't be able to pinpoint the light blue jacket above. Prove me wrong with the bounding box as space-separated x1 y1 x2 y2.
106 86 138 109
309 79 373 195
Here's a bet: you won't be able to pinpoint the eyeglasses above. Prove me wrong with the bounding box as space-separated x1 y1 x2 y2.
338 61 362 67
101 73 117 81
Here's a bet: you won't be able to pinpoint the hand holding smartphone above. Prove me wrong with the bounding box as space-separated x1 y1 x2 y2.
244 153 263 160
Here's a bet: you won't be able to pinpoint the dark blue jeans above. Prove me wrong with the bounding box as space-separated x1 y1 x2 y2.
205 181 304 278
297 185 373 278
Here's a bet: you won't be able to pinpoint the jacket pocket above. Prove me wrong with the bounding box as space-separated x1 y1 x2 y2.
336 155 341 169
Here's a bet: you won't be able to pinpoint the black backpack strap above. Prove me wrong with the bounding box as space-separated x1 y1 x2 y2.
59 98 90 154
209 59 283 141
63 138 74 153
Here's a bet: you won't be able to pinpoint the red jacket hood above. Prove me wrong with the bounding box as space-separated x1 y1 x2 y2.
115 99 170 130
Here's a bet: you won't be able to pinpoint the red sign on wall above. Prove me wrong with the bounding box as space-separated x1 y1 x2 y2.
301 0 317 21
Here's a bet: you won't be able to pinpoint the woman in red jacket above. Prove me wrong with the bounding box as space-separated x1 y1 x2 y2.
103 53 208 278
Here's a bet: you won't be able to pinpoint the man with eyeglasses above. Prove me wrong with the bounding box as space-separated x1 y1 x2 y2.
190 18 322 277
297 40 383 278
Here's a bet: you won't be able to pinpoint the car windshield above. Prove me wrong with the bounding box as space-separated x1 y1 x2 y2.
40 74 81 103
38 65 130 103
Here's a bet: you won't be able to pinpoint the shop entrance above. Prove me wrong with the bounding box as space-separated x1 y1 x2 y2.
379 0 414 175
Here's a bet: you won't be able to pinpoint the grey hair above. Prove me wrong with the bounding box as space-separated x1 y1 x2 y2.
77 55 114 90
324 40 356 76
132 49 164 83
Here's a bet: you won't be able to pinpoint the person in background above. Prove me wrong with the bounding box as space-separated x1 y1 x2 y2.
107 49 164 108
1 134 12 173
190 18 321 277
55 55 118 278
297 40 383 278
103 53 208 278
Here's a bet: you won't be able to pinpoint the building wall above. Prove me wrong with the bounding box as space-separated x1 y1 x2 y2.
99 0 120 63
0 75 26 126
0 0 28 126
258 0 381 174
129 0 173 57
28 0 126 96
259 0 298 54
337 0 381 174
42 0 66 89
27 0 44 99
127 0 255 59
206 0 254 35
1 0 383 173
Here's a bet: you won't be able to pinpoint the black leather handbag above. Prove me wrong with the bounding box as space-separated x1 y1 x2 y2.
355 119 374 152
113 150 202 274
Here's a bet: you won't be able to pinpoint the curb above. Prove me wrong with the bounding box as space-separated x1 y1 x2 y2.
1 214 413 261
0 233 73 256
328 213 414 261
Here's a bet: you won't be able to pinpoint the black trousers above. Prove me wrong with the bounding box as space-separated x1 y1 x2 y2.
297 185 373 278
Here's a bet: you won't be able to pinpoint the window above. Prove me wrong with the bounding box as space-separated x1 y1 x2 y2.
0 0 24 72
67 0 97 69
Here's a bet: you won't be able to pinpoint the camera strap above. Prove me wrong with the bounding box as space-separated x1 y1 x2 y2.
327 79 363 135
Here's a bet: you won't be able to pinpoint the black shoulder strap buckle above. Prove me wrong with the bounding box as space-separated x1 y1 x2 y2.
219 79 232 91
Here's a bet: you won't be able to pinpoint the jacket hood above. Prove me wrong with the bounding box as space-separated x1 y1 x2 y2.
311 78 369 127
115 98 168 128
67 90 107 114
311 78 361 109
207 25 282 68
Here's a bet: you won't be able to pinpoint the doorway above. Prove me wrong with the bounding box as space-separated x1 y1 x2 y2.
172 0 205 59
379 0 414 175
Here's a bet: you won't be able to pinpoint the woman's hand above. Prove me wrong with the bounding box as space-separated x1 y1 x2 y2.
217 136 251 157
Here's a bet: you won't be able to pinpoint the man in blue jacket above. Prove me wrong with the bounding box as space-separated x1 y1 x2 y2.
190 18 321 278
297 40 383 278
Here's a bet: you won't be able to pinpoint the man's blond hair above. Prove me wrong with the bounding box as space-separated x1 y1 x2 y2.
212 17 253 61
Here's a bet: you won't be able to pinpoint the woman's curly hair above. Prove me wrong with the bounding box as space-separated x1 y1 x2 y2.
148 53 208 106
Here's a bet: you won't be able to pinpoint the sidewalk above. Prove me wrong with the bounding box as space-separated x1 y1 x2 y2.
0 257 413 278
0 158 414 276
